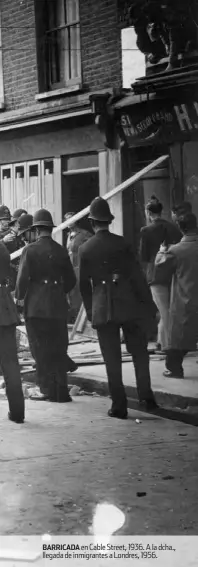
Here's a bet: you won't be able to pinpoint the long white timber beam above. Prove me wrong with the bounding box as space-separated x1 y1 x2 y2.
10 154 169 261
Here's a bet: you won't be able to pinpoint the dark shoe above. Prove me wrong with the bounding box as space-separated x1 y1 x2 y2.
163 369 184 379
8 412 24 424
64 395 73 403
108 409 128 420
66 355 78 373
138 399 158 411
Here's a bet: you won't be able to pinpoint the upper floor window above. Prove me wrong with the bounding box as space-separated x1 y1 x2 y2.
36 0 81 93
121 27 145 88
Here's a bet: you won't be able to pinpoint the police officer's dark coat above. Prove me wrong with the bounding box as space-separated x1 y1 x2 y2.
79 230 156 329
140 218 181 285
15 235 76 320
0 241 20 326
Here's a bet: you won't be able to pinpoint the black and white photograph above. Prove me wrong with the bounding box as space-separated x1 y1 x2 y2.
0 0 198 564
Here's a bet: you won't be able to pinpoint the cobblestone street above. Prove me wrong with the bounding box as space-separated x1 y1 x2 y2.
0 396 197 536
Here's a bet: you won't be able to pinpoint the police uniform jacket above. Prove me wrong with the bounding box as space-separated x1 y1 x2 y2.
15 235 76 320
0 241 20 326
140 218 181 285
79 230 157 329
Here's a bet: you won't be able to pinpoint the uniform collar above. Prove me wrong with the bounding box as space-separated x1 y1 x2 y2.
181 233 198 242
38 235 52 240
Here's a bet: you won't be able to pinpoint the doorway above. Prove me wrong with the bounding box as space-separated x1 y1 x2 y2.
61 152 99 245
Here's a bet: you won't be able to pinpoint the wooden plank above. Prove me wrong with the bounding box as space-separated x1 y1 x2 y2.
10 155 169 261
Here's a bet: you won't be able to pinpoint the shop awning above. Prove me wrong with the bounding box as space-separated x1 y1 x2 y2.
114 92 198 147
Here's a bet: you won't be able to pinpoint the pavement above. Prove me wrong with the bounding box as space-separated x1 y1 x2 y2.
16 326 198 411
0 396 198 536
67 347 198 411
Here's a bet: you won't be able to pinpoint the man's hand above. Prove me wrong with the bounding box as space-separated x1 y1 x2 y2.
3 232 15 243
159 243 167 253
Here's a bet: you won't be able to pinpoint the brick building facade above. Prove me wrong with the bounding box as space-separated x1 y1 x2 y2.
1 1 197 252
0 0 123 244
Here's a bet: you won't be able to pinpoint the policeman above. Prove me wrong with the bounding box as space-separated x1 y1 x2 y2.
79 197 158 419
0 241 24 423
0 205 20 291
0 205 13 245
17 214 34 245
9 208 27 232
15 208 76 402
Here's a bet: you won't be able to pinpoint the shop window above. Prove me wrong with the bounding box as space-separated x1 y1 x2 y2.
0 160 62 228
29 164 39 177
44 159 54 175
36 0 81 92
63 153 98 172
14 165 25 210
15 166 24 179
2 168 11 179
1 166 13 211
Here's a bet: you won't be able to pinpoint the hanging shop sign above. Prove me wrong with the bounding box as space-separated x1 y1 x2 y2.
116 99 198 147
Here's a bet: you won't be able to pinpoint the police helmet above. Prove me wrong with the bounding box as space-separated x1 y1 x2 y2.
9 208 28 226
88 197 114 222
31 208 55 228
0 205 11 221
18 214 33 236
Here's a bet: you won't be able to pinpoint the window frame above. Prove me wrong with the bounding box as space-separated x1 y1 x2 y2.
44 0 82 92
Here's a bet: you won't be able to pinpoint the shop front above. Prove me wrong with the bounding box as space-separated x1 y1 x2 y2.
0 113 107 244
113 89 198 251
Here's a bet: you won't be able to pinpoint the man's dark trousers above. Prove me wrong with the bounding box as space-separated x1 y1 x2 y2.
0 325 24 421
26 318 70 402
97 320 154 414
165 349 188 376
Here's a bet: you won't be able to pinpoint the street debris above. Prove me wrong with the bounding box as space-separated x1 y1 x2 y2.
163 475 175 480
136 492 147 497
135 419 141 424
69 385 100 397
16 326 29 350
69 385 81 396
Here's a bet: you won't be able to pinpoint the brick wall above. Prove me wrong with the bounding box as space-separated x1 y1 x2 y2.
80 0 122 92
1 0 122 112
1 0 38 110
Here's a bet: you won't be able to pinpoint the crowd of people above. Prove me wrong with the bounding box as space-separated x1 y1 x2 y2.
0 192 197 424
139 196 198 378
